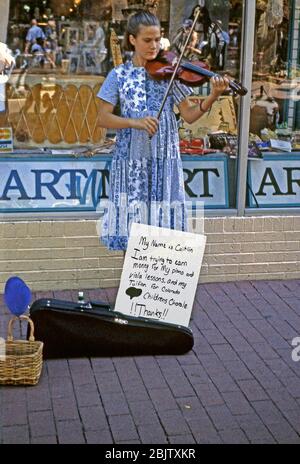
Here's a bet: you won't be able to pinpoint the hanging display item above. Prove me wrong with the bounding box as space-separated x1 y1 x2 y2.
266 0 284 27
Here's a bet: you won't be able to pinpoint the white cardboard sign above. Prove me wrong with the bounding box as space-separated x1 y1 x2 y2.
114 223 206 327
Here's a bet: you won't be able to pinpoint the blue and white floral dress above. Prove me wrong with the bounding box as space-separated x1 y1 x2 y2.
97 60 192 250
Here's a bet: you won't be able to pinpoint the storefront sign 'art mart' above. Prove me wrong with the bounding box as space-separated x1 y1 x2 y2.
0 155 229 213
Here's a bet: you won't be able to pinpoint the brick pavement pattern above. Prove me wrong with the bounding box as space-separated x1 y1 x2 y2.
0 279 300 444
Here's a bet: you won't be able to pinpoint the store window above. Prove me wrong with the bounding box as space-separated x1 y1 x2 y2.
174 1 244 209
1 0 247 213
247 0 300 209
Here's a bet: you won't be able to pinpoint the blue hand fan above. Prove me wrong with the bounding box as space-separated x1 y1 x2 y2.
4 276 32 316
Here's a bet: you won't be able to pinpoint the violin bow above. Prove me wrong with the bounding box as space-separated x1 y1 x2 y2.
156 7 201 120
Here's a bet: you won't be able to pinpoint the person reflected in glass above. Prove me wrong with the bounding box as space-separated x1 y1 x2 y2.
25 19 45 54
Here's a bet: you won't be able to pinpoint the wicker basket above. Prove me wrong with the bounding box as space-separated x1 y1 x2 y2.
0 315 43 386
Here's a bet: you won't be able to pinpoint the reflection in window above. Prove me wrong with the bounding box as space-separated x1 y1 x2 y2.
251 0 300 149
8 1 110 77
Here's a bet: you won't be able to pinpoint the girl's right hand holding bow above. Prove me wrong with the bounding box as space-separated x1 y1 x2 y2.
130 116 159 136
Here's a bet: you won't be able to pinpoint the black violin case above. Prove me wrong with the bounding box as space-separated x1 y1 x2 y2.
28 298 194 359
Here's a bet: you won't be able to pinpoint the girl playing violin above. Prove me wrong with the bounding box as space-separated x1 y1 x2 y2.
97 10 228 251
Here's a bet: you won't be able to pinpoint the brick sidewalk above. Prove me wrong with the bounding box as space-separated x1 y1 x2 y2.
0 280 300 444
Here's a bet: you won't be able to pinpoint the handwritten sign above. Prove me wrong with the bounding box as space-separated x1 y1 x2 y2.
114 223 206 327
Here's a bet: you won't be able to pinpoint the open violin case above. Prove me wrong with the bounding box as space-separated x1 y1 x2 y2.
28 298 194 359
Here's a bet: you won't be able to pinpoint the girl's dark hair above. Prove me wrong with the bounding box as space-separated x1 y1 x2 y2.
123 10 160 51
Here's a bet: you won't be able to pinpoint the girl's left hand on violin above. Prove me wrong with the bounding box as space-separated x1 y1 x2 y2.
210 75 230 98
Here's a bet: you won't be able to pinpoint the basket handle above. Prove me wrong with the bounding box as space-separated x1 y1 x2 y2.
7 315 35 342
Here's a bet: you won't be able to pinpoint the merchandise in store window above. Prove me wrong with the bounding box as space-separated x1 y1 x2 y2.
248 142 262 159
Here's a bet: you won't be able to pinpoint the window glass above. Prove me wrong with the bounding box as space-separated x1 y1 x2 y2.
4 1 246 210
5 0 111 147
172 1 244 208
247 0 300 209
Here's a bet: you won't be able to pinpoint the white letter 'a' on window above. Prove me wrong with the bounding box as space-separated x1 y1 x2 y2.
291 337 300 362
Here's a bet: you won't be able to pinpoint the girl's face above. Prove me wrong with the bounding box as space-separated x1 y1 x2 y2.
129 25 161 61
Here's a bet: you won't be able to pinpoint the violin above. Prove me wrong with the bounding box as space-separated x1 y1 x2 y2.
145 50 248 97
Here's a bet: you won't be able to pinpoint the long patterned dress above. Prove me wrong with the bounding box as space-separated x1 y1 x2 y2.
97 60 192 250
